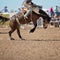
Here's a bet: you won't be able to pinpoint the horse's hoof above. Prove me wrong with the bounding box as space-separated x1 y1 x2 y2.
21 38 25 40
29 30 34 33
10 38 15 40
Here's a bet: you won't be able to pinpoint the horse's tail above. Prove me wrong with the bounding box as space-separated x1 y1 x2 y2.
0 15 10 22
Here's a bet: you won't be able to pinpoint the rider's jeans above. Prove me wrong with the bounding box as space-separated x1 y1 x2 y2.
24 8 32 17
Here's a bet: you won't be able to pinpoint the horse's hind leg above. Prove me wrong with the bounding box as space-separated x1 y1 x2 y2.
9 28 16 40
17 28 25 40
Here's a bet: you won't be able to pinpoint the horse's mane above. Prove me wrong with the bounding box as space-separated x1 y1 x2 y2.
32 10 51 22
40 9 51 20
32 10 50 18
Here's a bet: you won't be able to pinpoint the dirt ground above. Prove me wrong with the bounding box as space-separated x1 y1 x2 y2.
0 26 60 60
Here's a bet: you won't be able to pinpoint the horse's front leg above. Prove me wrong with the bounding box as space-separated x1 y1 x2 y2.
30 22 37 33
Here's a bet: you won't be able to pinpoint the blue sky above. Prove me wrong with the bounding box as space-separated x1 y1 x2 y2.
0 0 60 11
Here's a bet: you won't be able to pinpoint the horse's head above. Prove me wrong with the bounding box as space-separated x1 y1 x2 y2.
43 16 51 29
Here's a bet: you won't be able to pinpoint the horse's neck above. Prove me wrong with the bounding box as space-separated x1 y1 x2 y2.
32 11 40 17
29 11 40 21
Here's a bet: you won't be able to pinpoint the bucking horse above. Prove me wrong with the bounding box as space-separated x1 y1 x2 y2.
8 8 51 40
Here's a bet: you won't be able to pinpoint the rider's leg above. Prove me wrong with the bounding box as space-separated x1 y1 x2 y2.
24 9 32 18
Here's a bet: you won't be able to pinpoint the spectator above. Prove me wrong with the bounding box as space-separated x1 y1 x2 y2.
55 5 60 15
2 6 8 13
50 7 54 17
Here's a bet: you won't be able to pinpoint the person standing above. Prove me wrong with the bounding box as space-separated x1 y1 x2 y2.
55 5 60 15
50 7 54 17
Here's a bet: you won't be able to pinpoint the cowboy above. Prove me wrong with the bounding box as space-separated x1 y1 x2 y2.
23 0 42 19
23 0 33 19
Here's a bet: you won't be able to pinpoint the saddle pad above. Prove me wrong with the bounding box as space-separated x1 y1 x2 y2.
33 7 40 14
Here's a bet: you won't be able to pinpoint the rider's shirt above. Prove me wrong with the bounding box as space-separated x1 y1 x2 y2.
23 0 40 14
23 0 32 9
24 0 31 3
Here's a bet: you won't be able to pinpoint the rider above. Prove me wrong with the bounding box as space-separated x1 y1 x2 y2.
23 0 43 19
23 0 33 19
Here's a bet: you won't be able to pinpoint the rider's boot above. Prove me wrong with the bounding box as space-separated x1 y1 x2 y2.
24 15 28 19
24 9 32 19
